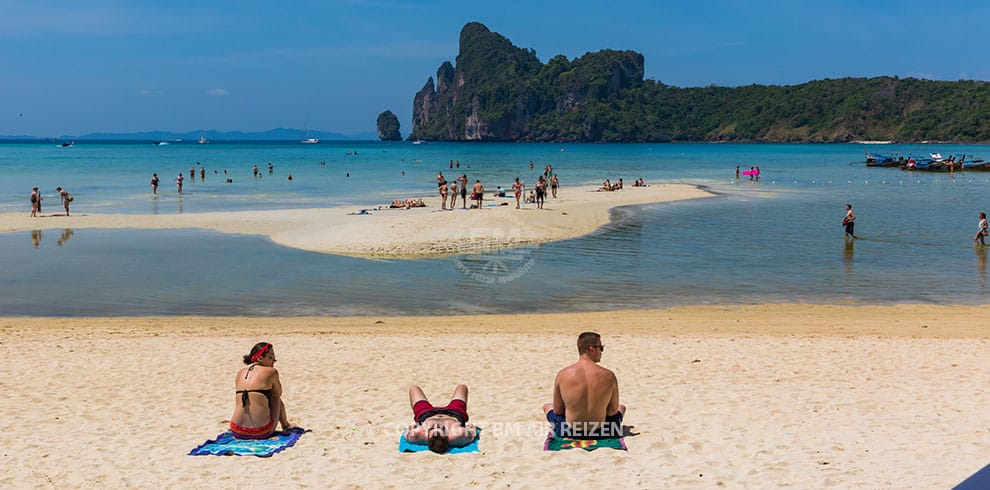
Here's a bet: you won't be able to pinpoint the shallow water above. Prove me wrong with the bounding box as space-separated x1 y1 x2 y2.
2 141 989 316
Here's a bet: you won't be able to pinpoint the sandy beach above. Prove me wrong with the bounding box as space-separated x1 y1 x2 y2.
2 305 987 488
0 184 711 258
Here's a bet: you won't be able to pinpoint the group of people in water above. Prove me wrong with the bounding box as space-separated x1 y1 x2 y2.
28 186 72 217
151 162 289 195
230 332 625 453
840 203 987 246
736 165 761 181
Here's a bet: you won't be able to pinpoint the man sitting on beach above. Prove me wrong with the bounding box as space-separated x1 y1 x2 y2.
405 384 478 453
543 332 625 439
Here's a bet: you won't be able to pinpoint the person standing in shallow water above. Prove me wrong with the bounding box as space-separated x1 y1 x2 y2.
843 203 858 239
975 212 988 246
150 173 159 195
176 173 184 193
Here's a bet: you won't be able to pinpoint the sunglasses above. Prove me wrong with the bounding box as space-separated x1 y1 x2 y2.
593 345 605 351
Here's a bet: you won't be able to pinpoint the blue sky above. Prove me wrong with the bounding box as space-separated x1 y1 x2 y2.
3 0 988 137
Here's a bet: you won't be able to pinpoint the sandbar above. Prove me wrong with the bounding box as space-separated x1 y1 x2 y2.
0 184 712 257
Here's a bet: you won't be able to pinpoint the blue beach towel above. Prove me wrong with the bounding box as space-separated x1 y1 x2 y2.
543 431 627 451
398 428 481 454
189 427 309 457
955 463 990 490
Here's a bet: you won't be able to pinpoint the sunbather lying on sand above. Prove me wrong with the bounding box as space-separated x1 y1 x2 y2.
386 198 426 209
405 384 478 453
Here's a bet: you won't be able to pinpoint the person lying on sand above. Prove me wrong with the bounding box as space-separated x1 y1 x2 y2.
543 332 625 439
230 342 295 439
405 384 478 453
387 198 426 209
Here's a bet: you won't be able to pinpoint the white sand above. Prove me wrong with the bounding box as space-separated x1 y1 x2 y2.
1 305 987 488
0 184 711 257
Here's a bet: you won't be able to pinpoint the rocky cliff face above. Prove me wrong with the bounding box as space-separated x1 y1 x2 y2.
376 110 402 141
409 22 645 142
409 22 990 143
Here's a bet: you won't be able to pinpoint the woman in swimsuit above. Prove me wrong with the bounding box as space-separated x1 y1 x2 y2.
512 178 524 208
230 342 294 439
976 212 988 245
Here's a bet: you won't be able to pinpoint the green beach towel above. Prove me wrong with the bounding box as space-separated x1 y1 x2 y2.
543 432 627 451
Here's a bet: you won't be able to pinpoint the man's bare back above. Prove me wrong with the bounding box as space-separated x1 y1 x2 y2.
554 359 619 423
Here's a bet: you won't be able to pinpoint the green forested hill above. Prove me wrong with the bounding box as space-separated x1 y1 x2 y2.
408 23 990 143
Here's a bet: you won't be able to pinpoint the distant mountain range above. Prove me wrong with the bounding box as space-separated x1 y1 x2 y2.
0 128 377 141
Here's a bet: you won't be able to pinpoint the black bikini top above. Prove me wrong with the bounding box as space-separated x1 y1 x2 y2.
235 364 274 407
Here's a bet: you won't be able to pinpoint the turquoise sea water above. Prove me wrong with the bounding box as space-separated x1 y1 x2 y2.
2 141 989 316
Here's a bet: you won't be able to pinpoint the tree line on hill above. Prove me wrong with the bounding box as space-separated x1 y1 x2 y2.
399 22 989 143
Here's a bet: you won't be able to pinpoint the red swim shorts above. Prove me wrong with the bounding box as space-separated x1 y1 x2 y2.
413 399 469 425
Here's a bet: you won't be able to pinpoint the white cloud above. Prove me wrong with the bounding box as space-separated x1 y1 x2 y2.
138 89 165 96
206 88 230 96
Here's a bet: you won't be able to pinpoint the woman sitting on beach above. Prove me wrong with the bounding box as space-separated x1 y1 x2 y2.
230 342 294 439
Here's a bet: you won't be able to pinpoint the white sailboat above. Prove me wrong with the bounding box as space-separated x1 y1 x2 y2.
198 129 209 144
301 119 319 144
